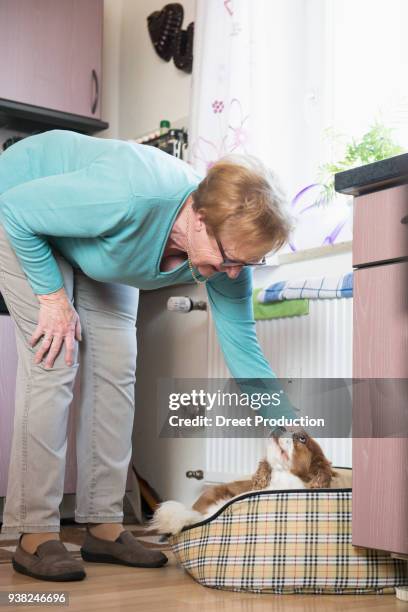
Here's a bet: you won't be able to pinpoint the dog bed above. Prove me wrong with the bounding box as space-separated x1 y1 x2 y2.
168 477 408 595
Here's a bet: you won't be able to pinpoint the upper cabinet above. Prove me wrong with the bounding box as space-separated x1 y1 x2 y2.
0 0 103 119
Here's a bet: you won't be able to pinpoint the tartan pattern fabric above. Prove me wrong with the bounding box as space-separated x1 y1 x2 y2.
169 490 408 595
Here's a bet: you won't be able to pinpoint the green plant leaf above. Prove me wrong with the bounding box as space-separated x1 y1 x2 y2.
316 121 404 206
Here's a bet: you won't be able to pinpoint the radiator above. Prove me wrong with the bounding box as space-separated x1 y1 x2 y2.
206 298 353 482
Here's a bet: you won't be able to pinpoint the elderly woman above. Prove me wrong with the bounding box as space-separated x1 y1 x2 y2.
0 129 292 582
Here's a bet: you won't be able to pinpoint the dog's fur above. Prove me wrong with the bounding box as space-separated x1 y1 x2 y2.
150 429 337 535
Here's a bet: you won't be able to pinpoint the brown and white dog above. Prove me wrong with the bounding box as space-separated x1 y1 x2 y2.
150 428 337 535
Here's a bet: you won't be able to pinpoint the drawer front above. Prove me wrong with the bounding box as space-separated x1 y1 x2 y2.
352 261 408 555
353 184 408 267
352 437 408 556
353 261 408 378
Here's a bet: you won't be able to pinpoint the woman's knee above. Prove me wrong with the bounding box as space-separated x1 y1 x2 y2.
103 331 137 382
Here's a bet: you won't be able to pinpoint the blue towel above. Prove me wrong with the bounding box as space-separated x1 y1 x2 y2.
258 272 353 303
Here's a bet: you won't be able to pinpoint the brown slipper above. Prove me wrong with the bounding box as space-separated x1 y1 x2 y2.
80 526 168 568
12 536 86 582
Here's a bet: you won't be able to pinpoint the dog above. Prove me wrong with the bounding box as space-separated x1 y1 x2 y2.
150 428 337 535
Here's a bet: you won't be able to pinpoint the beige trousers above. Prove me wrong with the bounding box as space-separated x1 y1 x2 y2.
0 222 139 534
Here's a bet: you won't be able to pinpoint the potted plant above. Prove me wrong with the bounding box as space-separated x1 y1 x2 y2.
289 122 404 251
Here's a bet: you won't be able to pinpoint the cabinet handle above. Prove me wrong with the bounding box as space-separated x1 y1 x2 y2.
401 215 408 224
91 69 99 115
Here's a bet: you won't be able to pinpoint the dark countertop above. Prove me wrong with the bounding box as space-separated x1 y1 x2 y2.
335 153 408 196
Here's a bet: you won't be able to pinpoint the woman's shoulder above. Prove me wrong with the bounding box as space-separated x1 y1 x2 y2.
25 131 203 201
23 129 106 152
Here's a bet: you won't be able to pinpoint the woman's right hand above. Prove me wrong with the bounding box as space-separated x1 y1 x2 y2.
30 288 82 369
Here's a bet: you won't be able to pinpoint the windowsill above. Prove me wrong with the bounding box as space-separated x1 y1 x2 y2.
266 241 352 266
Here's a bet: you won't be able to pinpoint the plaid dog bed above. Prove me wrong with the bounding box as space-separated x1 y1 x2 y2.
169 488 408 594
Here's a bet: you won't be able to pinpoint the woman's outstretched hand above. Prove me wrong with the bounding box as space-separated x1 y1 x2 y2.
30 288 82 369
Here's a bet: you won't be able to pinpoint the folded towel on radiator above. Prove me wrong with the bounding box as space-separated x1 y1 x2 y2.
253 289 309 320
257 272 353 303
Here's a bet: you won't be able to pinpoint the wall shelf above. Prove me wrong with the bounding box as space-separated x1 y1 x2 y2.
0 98 109 135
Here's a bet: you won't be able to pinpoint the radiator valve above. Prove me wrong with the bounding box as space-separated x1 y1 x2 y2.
167 296 207 312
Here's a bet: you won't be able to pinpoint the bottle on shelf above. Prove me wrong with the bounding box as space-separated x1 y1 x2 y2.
159 119 171 136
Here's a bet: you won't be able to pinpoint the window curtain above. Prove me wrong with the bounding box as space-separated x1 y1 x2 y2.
188 0 408 252
188 0 315 191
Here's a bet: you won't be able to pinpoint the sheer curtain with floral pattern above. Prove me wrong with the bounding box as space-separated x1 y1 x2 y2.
188 0 408 252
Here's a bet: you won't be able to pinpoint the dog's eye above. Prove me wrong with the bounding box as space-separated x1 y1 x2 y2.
297 435 306 444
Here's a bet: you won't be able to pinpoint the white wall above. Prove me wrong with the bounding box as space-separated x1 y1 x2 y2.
102 0 196 140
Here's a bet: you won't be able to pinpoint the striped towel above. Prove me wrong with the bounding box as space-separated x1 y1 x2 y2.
258 272 353 303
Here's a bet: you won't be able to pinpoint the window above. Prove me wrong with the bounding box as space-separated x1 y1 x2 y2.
189 0 408 252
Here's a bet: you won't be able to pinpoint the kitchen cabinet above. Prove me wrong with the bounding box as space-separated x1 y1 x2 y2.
336 164 408 558
0 0 103 119
353 261 408 556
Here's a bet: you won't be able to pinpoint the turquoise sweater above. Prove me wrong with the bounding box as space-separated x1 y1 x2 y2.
0 130 295 420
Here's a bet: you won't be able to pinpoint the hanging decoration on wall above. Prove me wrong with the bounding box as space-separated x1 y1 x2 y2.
173 21 194 73
147 3 184 62
147 3 194 74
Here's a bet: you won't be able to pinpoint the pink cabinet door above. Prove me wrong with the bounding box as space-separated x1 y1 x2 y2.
0 0 103 118
352 262 408 556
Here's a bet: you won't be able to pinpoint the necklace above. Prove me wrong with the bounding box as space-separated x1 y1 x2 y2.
186 203 208 285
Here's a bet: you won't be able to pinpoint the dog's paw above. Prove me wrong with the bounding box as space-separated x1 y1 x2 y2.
149 501 202 535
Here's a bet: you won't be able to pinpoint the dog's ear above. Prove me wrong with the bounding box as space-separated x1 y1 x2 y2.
307 440 337 488
251 459 272 490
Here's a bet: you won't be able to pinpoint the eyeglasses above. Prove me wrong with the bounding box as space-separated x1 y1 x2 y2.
214 234 267 268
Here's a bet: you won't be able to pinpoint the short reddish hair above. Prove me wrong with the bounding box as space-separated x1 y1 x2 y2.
192 154 293 260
